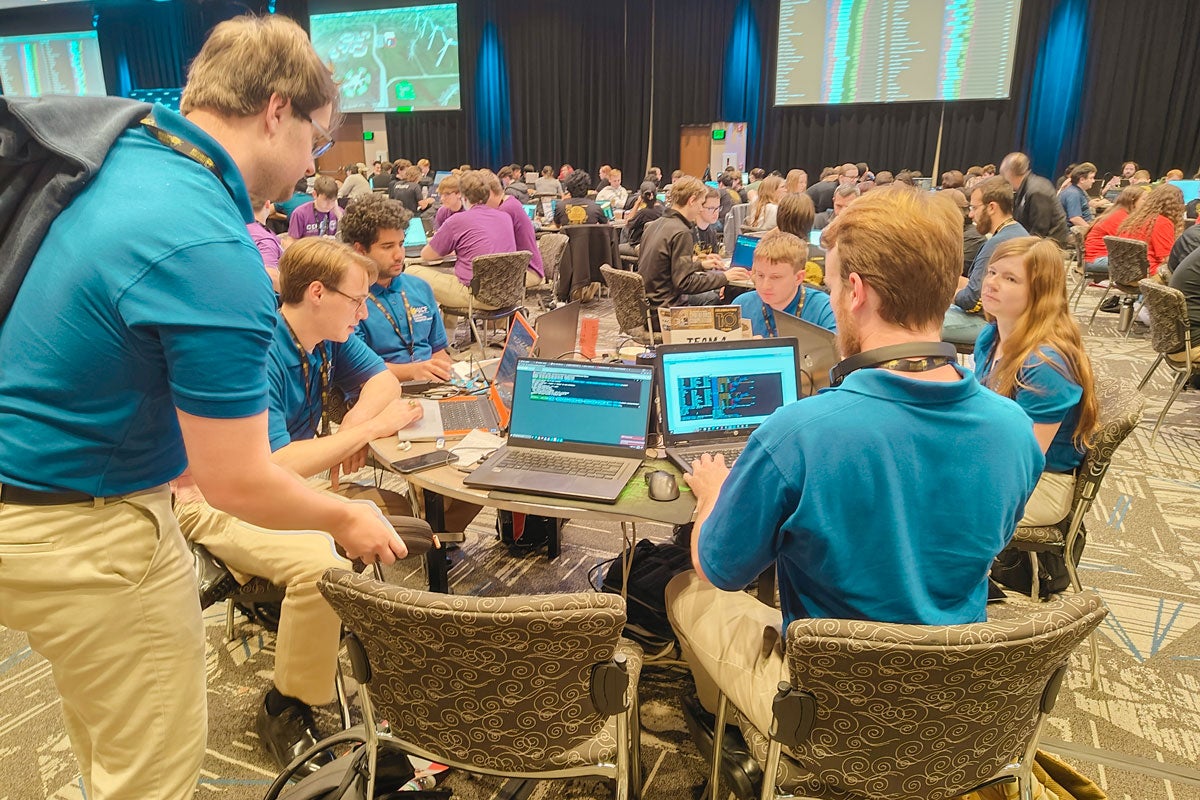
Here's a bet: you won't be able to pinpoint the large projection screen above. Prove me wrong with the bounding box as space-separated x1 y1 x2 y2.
310 3 460 112
0 30 106 97
775 0 1023 106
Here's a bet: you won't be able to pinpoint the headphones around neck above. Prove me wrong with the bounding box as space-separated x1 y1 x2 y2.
828 342 958 387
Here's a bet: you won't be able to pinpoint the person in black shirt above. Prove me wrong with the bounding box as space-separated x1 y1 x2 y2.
554 170 607 226
389 165 431 216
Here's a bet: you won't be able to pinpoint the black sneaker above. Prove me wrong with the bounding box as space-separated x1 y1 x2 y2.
256 694 334 775
1099 296 1121 313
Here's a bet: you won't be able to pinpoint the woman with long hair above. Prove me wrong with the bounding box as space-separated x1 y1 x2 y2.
975 236 1099 526
783 168 807 195
745 174 782 231
1114 183 1184 275
1083 185 1144 267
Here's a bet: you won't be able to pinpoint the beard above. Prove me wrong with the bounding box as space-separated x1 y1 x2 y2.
833 295 861 359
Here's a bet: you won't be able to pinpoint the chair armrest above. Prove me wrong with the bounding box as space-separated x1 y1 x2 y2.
590 653 630 716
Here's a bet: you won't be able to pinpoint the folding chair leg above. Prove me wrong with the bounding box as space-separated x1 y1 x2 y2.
1087 286 1113 328
760 739 783 800
1150 372 1189 445
703 693 730 800
1137 355 1163 390
1026 551 1040 601
225 598 236 642
1123 296 1146 339
334 661 353 730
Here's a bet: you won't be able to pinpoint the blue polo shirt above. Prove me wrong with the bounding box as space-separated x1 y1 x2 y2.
954 220 1028 312
1060 184 1094 224
733 285 837 336
974 325 1085 473
267 316 387 451
0 105 276 495
355 273 447 364
697 366 1043 632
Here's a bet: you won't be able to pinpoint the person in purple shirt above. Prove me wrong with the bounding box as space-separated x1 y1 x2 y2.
288 174 343 240
480 168 544 289
432 174 463 230
408 170 518 326
247 195 283 291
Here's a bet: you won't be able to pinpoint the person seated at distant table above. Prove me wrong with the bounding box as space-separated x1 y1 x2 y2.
734 230 836 335
248 194 283 292
432 174 464 231
638 176 750 311
554 170 608 226
288 175 343 241
775 191 826 286
595 167 629 212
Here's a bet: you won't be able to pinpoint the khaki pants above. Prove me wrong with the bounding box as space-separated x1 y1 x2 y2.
174 482 412 706
1018 472 1075 528
0 486 206 800
665 570 787 736
406 265 502 330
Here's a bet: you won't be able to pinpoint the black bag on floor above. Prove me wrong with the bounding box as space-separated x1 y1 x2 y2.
990 525 1086 600
601 539 692 649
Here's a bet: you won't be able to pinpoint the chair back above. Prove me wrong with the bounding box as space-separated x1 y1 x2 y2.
537 232 569 287
777 592 1107 799
1137 278 1191 359
1103 236 1149 288
723 203 751 255
318 569 628 774
469 250 531 308
600 265 653 344
1075 377 1144 505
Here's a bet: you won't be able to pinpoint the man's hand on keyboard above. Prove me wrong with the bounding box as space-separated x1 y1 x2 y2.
682 452 731 506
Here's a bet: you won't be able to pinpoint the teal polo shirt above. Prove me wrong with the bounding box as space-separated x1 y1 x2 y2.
267 316 387 451
734 285 837 336
355 273 447 364
0 105 276 495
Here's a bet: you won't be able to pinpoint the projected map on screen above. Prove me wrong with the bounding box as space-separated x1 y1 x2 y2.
0 31 106 98
775 0 1023 106
310 4 460 112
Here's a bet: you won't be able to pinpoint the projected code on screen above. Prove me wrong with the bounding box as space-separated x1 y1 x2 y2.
775 0 1021 105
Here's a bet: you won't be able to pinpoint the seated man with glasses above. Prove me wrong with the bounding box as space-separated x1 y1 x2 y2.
173 237 425 773
942 176 1027 346
693 186 723 254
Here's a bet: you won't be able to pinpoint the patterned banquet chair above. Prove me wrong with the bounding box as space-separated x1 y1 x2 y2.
1136 279 1200 444
440 250 531 354
600 264 660 346
704 592 1107 800
286 569 644 799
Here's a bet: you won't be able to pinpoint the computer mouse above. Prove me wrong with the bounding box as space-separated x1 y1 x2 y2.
645 470 680 502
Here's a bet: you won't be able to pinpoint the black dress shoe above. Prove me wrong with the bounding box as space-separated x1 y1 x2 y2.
256 695 334 775
1099 296 1121 313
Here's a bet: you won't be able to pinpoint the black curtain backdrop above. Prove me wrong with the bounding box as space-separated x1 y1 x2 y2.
2 0 1198 179
1075 0 1200 179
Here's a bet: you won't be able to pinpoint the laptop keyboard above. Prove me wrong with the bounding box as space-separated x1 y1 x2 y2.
440 400 490 431
497 450 623 480
674 445 746 469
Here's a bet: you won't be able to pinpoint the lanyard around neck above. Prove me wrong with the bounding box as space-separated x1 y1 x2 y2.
140 116 221 180
369 288 416 359
282 317 332 437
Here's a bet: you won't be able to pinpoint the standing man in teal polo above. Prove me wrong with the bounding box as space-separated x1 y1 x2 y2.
0 16 404 800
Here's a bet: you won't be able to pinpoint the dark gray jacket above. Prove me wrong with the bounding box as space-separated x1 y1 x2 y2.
0 96 150 322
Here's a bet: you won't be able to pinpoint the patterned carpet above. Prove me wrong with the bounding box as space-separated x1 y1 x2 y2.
3 282 1200 800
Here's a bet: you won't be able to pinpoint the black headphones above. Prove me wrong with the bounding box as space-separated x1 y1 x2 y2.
828 342 958 387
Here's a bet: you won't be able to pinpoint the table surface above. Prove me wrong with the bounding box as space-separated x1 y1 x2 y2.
371 435 696 527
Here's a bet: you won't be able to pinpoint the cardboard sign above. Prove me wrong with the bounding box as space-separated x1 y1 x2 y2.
658 305 750 344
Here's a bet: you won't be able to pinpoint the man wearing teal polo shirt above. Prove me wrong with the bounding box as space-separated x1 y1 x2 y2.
0 16 404 800
733 230 837 336
341 194 454 382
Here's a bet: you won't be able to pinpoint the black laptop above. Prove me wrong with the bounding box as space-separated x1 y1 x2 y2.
657 338 802 473
464 358 654 503
770 309 839 395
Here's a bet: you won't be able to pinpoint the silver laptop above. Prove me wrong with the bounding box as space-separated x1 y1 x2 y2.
771 309 839 395
399 314 536 440
464 359 655 503
532 302 580 360
657 338 801 473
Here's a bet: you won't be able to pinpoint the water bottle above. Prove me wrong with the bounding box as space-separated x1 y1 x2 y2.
399 773 437 791
1118 297 1134 332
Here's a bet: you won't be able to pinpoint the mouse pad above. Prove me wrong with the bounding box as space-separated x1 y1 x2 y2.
486 459 696 526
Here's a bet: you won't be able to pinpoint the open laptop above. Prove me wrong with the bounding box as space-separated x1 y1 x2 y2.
400 314 537 440
532 301 580 360
522 203 538 220
657 338 801 473
464 359 655 503
402 216 429 256
730 232 764 268
771 309 839 395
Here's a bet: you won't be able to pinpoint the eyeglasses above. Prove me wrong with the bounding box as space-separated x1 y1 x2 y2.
702 205 720 212
298 111 335 159
328 286 368 311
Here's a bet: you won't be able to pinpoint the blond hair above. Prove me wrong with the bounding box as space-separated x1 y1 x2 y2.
279 237 378 305
822 186 961 331
753 230 807 274
181 15 338 119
